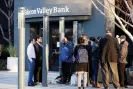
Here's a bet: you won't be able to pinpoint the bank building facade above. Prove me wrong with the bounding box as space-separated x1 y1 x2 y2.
14 0 105 71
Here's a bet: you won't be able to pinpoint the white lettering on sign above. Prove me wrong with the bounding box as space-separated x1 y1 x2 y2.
25 6 70 16
25 9 37 15
53 6 69 13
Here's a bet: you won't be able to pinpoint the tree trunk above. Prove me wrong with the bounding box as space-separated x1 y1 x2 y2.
104 0 115 36
8 0 12 46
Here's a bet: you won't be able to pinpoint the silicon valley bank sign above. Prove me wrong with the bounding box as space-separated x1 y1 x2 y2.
24 4 92 18
25 6 69 15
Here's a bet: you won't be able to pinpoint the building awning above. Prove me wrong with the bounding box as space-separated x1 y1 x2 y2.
25 15 90 22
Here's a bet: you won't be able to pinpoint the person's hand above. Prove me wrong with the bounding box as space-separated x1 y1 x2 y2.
75 72 78 75
116 35 119 38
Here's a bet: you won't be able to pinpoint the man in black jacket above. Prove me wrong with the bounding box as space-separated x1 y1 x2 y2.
34 35 43 84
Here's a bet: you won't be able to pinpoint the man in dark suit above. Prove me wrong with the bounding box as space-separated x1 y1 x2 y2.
34 35 43 84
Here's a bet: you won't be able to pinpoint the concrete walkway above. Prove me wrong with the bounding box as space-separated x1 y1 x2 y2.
0 71 133 89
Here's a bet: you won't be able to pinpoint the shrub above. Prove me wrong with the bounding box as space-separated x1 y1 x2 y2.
6 46 17 57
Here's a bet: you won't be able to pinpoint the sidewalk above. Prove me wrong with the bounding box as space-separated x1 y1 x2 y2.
0 71 133 89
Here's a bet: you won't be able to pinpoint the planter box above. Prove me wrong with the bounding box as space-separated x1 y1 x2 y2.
7 57 18 72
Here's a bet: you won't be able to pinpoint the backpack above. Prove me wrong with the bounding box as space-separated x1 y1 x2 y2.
76 46 88 63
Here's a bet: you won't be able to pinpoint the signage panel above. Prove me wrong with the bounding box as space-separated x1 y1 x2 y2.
24 3 92 18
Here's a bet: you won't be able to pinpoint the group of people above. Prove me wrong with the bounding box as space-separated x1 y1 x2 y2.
59 29 130 89
26 29 131 89
27 35 43 86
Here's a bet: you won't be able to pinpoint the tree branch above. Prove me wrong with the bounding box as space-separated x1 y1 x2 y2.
11 0 14 7
90 0 123 30
96 0 133 29
107 0 133 42
10 11 14 19
123 0 133 24
0 8 9 20
0 24 10 43
104 0 130 16
97 0 129 16
4 0 8 7
119 17 133 27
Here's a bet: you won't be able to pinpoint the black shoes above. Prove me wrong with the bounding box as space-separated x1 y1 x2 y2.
125 85 128 88
78 87 81 89
28 83 36 86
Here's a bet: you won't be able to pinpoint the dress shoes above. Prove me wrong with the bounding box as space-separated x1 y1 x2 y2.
28 83 36 86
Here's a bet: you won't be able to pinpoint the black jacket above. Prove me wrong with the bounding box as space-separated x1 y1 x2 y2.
34 42 43 67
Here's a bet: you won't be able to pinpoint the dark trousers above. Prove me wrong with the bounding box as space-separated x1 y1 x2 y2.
124 68 128 86
89 60 92 81
62 62 72 83
92 59 99 83
34 61 42 83
126 55 133 68
118 63 127 87
28 59 35 85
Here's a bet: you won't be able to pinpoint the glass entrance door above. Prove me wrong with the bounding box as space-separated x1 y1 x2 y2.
49 21 59 71
29 21 73 71
49 21 73 71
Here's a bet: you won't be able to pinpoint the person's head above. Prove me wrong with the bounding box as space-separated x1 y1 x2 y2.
36 35 42 43
120 35 126 42
78 36 87 44
29 39 35 44
62 37 68 44
81 34 89 44
90 37 96 42
66 36 72 41
97 36 102 41
81 34 88 40
106 29 112 36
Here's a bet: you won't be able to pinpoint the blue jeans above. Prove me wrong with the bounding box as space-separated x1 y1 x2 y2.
92 57 99 83
28 59 35 85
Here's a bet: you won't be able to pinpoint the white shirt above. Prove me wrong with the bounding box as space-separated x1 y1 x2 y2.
27 43 36 62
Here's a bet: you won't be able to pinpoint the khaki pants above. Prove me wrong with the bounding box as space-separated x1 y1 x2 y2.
101 62 120 88
77 71 87 87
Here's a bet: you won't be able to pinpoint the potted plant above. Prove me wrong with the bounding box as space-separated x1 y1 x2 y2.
6 46 18 72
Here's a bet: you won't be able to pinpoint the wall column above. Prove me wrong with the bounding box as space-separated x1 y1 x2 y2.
18 7 25 89
59 17 65 74
25 23 30 71
42 13 49 87
73 21 78 46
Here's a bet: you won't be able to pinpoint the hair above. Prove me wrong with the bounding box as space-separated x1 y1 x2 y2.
36 35 42 41
97 36 102 40
81 34 88 39
78 37 85 44
120 35 126 40
29 39 34 43
65 36 72 41
90 37 96 42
